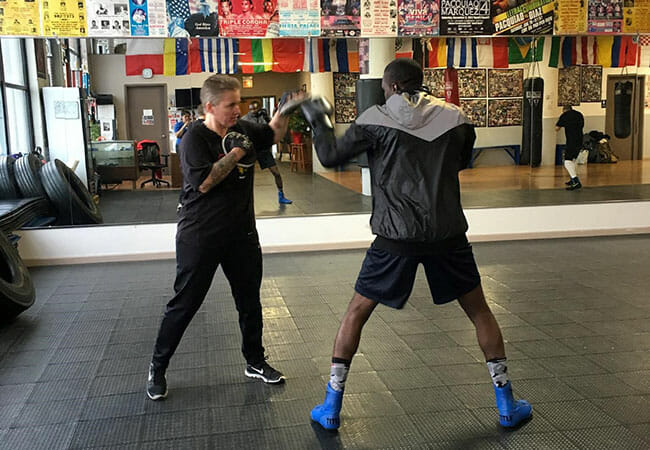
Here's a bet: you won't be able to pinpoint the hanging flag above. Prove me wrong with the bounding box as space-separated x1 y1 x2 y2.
427 38 447 68
164 39 191 76
597 36 637 68
321 39 359 73
197 38 239 74
395 38 414 59
272 39 305 72
125 40 165 76
508 37 544 64
575 36 597 65
446 38 478 68
549 36 596 68
303 38 321 72
477 38 508 68
238 39 274 74
189 39 202 73
637 35 650 68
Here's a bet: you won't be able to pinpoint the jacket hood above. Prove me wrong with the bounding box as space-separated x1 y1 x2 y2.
356 92 470 142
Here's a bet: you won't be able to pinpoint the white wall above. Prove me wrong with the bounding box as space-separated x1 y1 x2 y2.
16 201 650 266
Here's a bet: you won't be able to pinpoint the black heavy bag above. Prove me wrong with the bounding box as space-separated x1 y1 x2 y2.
614 81 633 139
521 77 544 167
355 78 384 167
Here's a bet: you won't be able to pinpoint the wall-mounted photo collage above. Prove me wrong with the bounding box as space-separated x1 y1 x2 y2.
333 72 359 123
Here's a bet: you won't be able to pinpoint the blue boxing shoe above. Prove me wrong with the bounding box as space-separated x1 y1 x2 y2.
494 382 532 427
278 190 293 204
311 383 343 430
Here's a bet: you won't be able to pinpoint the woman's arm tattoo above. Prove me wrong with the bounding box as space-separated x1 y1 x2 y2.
198 150 240 193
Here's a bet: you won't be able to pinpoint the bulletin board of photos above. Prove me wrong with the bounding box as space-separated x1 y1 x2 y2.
423 68 524 128
558 65 603 106
333 73 359 124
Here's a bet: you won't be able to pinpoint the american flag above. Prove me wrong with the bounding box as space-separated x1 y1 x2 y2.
167 0 190 21
188 0 217 15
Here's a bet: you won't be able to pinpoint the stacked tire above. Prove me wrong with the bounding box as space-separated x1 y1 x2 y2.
40 160 102 225
0 229 34 321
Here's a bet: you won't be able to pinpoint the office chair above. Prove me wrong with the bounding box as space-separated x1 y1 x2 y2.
137 140 170 188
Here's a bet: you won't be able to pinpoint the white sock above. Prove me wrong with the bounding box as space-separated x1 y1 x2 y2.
564 159 577 179
330 361 350 392
487 358 509 388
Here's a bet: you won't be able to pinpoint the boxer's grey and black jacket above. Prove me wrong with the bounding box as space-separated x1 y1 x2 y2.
314 93 475 242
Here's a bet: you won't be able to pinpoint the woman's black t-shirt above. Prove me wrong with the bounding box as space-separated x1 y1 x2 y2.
177 119 274 247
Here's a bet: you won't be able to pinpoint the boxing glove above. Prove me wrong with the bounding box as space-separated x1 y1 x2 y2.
300 97 339 167
222 131 256 167
278 90 311 117
300 97 334 135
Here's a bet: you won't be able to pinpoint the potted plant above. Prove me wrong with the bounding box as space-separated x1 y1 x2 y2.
287 111 310 144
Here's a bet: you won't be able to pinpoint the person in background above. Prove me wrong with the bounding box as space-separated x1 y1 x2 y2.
241 101 293 205
555 105 585 191
173 110 192 152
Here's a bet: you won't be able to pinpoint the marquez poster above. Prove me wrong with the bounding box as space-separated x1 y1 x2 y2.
87 0 130 36
398 0 439 36
166 0 219 37
219 0 279 37
42 0 88 36
553 0 587 34
440 0 491 35
279 0 320 36
320 0 361 37
492 0 554 35
361 0 397 36
587 0 623 33
0 0 41 35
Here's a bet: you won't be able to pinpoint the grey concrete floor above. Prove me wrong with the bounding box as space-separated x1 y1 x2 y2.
1 234 649 448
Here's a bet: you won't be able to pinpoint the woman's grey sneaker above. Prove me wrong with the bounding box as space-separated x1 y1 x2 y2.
146 363 168 400
245 361 285 384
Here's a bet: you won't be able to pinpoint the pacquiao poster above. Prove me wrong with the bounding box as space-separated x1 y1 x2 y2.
219 0 279 37
491 0 554 35
320 0 361 37
398 0 439 36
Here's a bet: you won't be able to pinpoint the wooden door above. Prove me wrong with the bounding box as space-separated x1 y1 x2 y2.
125 85 169 156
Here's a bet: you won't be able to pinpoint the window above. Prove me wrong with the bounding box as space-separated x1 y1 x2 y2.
0 38 33 155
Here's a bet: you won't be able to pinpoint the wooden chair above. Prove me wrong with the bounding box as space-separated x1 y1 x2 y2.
289 143 305 172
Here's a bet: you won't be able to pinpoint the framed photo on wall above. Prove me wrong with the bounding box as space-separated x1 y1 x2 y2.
558 66 581 106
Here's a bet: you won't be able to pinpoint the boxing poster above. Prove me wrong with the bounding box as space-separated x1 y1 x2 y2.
41 0 88 36
439 0 492 35
320 0 361 37
87 0 130 36
279 0 319 36
587 0 623 33
0 0 41 36
553 0 587 34
128 0 165 36
491 0 554 35
166 0 218 37
622 0 650 33
398 0 439 36
218 0 279 37
361 0 397 36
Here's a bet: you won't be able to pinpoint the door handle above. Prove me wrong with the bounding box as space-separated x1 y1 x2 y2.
161 134 166 138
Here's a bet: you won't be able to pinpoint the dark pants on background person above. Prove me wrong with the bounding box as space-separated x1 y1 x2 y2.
151 234 265 371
